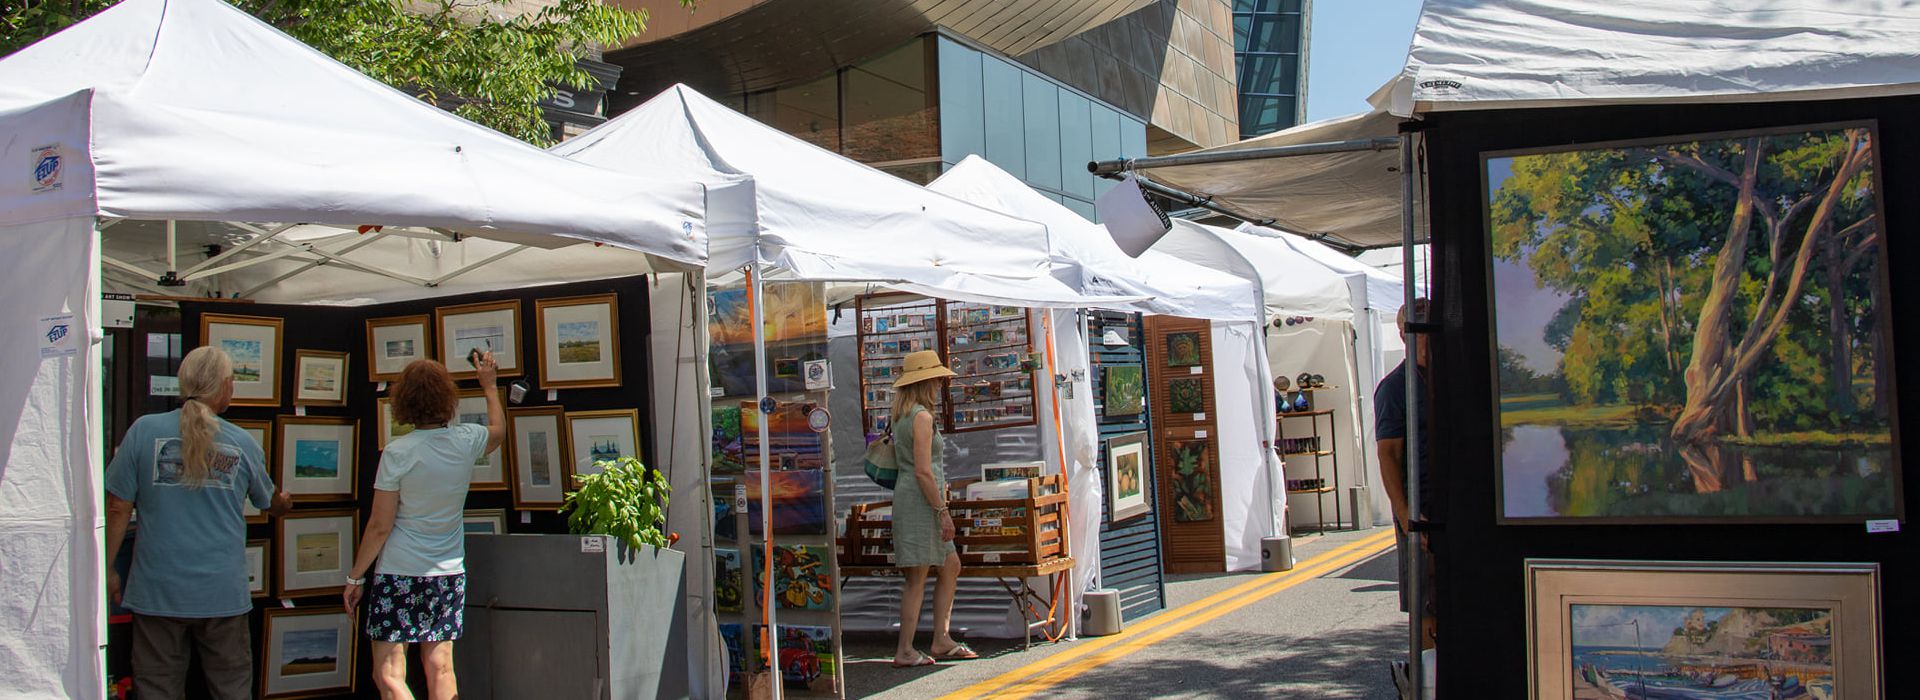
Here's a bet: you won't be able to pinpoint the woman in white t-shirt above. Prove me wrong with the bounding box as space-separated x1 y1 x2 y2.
343 353 505 699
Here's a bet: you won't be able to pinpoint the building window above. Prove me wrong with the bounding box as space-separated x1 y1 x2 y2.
1233 0 1308 138
740 38 936 166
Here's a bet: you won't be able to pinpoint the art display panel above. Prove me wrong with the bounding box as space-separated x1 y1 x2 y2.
365 314 431 382
1106 432 1150 521
435 299 522 380
276 509 358 597
201 313 283 406
1487 124 1899 523
508 406 568 507
708 283 828 397
260 607 357 699
535 293 621 389
275 416 358 502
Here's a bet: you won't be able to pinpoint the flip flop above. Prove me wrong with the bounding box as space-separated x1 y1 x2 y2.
932 642 979 660
891 651 936 668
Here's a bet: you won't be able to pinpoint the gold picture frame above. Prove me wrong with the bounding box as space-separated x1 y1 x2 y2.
259 606 358 699
455 390 509 491
275 416 359 503
565 408 640 479
462 508 509 535
364 314 431 383
434 299 523 381
273 508 358 598
509 406 570 508
232 419 273 524
373 396 413 450
245 538 270 598
534 293 622 389
292 349 349 407
200 313 283 407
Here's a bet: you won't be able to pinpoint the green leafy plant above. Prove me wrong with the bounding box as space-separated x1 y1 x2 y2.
561 456 672 550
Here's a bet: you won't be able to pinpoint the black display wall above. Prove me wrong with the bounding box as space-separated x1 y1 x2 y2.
1419 95 1920 696
167 274 653 698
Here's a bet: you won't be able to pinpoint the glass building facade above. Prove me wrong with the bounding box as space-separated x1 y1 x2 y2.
1233 0 1310 138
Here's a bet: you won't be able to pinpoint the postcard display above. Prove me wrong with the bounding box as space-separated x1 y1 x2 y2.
855 295 1039 439
707 281 845 698
170 276 655 699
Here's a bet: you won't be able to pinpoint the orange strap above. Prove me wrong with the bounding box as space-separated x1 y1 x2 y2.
1040 311 1072 642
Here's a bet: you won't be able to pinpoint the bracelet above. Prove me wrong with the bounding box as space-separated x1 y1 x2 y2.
345 575 365 586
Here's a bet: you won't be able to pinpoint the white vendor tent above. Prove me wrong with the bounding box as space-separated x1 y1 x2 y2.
0 0 729 696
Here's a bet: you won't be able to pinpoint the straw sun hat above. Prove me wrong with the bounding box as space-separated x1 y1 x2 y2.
893 350 957 388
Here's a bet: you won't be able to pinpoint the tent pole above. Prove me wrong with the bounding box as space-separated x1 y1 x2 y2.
180 223 294 278
239 229 393 298
159 220 182 286
746 262 782 700
427 245 530 287
102 255 160 282
1087 136 1400 174
1399 133 1426 699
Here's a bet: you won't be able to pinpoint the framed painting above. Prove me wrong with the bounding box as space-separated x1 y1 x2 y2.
1106 432 1150 521
1526 559 1881 700
275 416 358 502
245 538 270 598
365 314 431 382
566 408 640 477
233 419 272 524
1168 377 1207 415
711 405 744 474
374 397 413 450
455 391 508 491
1487 123 1900 524
745 468 827 536
259 607 357 699
714 548 744 613
201 313 283 406
535 293 621 389
1167 438 1215 522
275 509 357 598
435 299 522 380
508 406 568 507
462 508 508 535
1103 365 1144 417
292 350 348 407
1164 331 1203 368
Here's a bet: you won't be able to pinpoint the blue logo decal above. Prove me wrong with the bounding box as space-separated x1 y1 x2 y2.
46 323 68 345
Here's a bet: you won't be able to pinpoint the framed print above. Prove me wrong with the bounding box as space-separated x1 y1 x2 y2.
374 397 414 450
1167 438 1215 522
260 607 357 699
1526 560 1881 700
1168 377 1206 414
1102 365 1144 417
535 293 621 389
275 416 358 502
365 314 431 382
456 391 508 490
1106 432 1150 521
435 299 522 380
274 509 357 597
566 409 640 478
200 313 283 406
1164 331 1203 368
1487 123 1899 524
462 508 508 535
245 538 270 598
292 350 348 407
233 419 272 524
509 406 569 507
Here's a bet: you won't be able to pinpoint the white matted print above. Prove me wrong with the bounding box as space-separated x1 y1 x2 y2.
201 313 282 406
510 407 569 507
457 392 508 490
436 300 521 379
275 510 356 597
260 607 356 699
293 349 348 406
535 294 621 389
276 416 357 502
365 314 431 382
245 539 269 597
566 409 639 477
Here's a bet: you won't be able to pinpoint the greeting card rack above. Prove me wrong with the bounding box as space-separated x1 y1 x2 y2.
853 295 1039 437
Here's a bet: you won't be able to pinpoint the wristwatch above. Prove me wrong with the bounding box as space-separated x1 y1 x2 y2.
345 574 366 586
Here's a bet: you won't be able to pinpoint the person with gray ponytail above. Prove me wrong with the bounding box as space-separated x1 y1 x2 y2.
104 345 292 699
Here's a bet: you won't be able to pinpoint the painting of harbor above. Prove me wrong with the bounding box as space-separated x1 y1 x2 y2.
1570 604 1834 699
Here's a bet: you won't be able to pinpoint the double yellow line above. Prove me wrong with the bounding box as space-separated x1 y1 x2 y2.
938 530 1397 700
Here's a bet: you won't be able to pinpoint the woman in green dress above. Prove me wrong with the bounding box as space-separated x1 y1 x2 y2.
889 350 978 667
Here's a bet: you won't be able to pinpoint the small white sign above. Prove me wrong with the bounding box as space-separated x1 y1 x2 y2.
709 386 724 398
580 537 605 554
1866 519 1900 534
1188 366 1202 375
1193 412 1207 421
279 598 294 609
520 511 532 524
150 375 179 397
293 406 307 417
376 381 388 392
38 314 77 358
547 389 559 402
1194 430 1209 439
102 295 135 329
734 484 748 512
804 359 830 390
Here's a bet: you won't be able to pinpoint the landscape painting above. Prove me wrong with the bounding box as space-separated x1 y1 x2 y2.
280 628 339 676
1488 124 1898 522
712 406 744 473
557 320 601 364
293 439 339 479
223 339 264 382
294 532 340 574
1568 604 1833 699
707 284 828 396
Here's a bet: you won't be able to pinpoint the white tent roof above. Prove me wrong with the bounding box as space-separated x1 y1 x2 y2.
926 156 1260 323
551 85 1123 307
1150 220 1356 322
1236 223 1403 316
1372 0 1920 117
0 0 713 265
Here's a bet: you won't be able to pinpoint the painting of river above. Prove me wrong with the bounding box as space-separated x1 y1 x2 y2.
1569 605 1834 700
1487 124 1900 522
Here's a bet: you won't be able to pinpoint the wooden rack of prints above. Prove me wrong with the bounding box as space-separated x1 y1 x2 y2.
854 295 942 438
940 302 1037 434
839 475 1066 568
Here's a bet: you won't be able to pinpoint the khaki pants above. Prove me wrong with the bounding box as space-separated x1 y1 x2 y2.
131 613 252 700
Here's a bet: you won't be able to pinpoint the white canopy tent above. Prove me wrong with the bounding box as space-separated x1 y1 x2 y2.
0 0 737 695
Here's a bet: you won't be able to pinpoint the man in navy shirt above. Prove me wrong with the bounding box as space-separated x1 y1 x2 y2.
1375 299 1434 653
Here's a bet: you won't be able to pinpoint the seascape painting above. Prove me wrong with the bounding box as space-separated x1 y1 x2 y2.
1489 125 1897 522
589 435 622 463
1569 605 1833 700
294 532 340 574
293 439 339 479
452 324 504 360
383 338 414 359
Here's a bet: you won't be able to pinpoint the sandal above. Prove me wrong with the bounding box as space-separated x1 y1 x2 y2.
891 650 936 668
932 642 979 660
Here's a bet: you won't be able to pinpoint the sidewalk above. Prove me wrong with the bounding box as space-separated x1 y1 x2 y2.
843 527 1406 699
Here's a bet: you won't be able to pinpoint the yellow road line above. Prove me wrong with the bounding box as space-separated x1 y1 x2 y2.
938 530 1396 700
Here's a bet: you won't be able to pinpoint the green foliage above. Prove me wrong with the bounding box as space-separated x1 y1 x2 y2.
561 456 672 550
2 0 694 144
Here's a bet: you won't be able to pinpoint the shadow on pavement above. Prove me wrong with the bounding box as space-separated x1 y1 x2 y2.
1040 621 1406 699
840 631 1040 698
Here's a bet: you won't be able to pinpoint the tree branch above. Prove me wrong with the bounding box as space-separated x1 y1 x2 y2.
1635 146 1743 188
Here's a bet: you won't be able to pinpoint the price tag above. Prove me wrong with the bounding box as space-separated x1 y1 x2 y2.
1187 366 1202 375
520 512 532 524
734 484 748 512
547 389 559 402
1193 413 1206 421
1866 519 1900 534
1194 430 1209 439
294 406 307 417
279 598 294 609
377 381 388 392
982 553 1001 563
580 537 605 554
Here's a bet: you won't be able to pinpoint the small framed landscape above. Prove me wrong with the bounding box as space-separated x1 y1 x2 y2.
274 509 357 598
462 508 508 535
292 350 348 407
435 299 522 380
567 408 640 477
260 607 356 699
201 313 282 407
509 406 569 508
275 416 358 502
365 314 431 382
1526 559 1881 700
233 419 272 524
535 293 621 389
245 538 270 598
456 391 508 491
1103 365 1144 417
374 397 413 450
1106 432 1150 522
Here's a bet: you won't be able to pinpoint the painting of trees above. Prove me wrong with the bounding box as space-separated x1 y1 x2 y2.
1489 125 1896 521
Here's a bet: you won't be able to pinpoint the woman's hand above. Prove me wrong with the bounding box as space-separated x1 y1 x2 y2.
106 570 123 605
939 510 956 542
343 582 363 613
475 350 499 385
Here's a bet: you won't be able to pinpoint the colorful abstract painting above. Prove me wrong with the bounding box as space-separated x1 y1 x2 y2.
1168 438 1214 522
750 544 835 611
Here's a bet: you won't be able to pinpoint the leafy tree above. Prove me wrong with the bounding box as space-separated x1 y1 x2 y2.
3 0 692 144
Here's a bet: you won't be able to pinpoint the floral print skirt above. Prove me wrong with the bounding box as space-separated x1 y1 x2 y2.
364 573 466 643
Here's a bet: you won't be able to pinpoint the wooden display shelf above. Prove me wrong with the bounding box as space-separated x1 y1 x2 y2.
1279 409 1336 418
1284 449 1334 458
839 475 1065 568
1287 486 1336 495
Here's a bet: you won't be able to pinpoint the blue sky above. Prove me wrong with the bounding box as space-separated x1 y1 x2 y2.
1304 0 1425 123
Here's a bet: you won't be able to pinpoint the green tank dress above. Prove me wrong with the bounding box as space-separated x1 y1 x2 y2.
891 405 957 567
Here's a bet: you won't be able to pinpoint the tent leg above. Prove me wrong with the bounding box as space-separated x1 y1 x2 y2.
1399 133 1428 700
746 264 782 700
